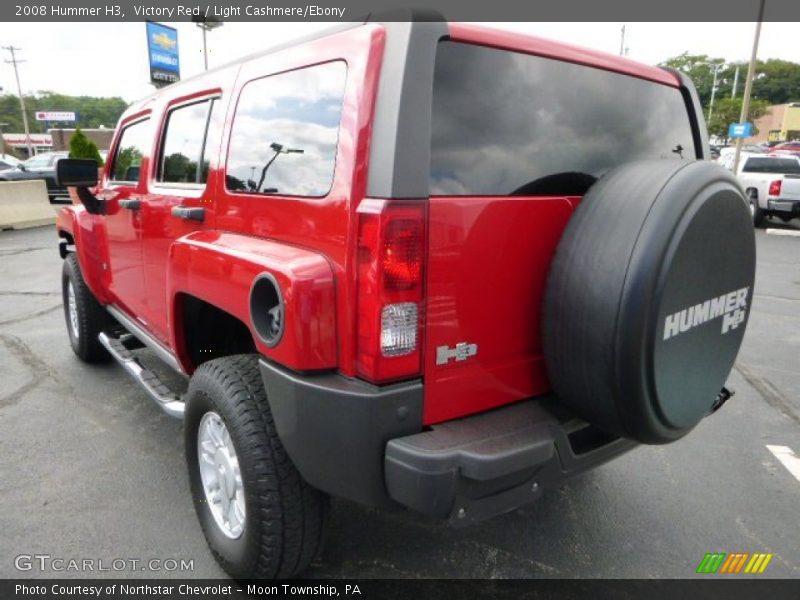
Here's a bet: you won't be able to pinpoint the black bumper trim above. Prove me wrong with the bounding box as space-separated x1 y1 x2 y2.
385 397 637 525
767 198 800 215
259 359 423 507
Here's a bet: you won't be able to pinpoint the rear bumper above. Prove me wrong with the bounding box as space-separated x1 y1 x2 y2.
385 399 636 525
768 198 800 215
260 359 636 521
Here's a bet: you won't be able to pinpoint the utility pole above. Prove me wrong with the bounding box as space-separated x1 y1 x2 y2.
619 24 626 56
0 122 8 158
3 45 33 157
731 65 740 98
706 63 726 124
733 0 766 174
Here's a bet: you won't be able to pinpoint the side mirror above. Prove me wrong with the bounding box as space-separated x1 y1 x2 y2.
17 164 27 171
55 158 105 215
56 158 98 187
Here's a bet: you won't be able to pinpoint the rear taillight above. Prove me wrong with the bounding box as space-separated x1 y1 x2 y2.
356 199 426 383
769 180 782 196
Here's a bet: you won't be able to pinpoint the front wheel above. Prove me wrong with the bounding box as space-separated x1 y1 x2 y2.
61 253 110 363
185 355 328 579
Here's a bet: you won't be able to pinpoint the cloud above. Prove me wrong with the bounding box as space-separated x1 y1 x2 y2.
225 62 346 196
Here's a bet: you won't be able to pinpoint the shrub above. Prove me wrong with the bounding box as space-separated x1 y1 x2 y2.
68 127 104 166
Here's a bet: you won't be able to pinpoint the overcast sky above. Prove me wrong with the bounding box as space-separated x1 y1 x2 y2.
0 21 799 114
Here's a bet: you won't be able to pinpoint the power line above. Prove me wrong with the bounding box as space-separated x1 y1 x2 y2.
2 45 33 156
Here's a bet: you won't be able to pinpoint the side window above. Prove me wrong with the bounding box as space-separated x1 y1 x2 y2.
158 98 222 185
226 61 346 197
111 119 151 183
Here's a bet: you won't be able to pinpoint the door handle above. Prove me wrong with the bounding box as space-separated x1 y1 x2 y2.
119 199 141 210
171 206 205 222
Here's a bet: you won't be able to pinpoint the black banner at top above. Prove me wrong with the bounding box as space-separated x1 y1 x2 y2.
3 0 800 22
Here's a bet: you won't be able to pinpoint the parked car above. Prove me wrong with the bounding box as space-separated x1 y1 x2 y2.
54 20 756 579
737 154 800 226
768 141 800 157
718 144 765 164
0 154 21 171
0 151 69 201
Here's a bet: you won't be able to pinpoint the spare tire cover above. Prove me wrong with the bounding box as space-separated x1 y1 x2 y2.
542 159 756 444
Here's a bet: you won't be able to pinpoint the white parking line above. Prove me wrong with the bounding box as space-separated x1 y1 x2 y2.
766 228 800 237
766 445 800 483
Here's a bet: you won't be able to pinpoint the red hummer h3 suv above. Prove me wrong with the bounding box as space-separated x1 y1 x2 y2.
55 19 756 579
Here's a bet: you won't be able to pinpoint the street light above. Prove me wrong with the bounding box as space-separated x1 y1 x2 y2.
254 142 304 192
191 16 223 71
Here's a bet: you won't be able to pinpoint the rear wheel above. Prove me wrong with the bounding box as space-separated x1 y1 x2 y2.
61 253 110 363
749 190 765 228
185 354 328 579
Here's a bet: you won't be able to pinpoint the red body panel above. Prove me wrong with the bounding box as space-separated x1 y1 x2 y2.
423 196 578 424
168 231 337 373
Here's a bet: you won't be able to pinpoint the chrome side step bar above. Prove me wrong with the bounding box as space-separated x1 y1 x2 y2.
98 332 185 419
105 305 185 375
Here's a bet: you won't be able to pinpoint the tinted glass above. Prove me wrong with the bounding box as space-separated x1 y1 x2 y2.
111 119 150 182
430 42 697 196
159 100 210 184
743 157 800 174
226 61 346 197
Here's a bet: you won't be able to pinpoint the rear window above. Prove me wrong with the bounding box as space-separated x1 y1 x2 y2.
744 157 800 174
430 42 697 196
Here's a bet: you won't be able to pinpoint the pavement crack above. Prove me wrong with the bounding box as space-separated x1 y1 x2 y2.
0 334 51 407
734 363 800 425
0 247 50 257
0 304 62 326
0 291 60 297
0 333 73 407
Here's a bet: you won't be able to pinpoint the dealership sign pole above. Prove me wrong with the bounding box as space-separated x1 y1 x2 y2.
146 21 180 87
732 0 765 174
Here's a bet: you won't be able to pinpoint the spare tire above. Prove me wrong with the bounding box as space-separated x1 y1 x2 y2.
543 160 756 444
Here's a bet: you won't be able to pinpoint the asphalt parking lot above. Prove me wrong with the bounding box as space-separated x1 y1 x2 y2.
1 221 799 580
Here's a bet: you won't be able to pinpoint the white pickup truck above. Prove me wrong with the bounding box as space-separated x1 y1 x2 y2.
737 154 800 227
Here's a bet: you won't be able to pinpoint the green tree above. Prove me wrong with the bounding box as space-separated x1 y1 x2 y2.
706 97 770 143
68 127 103 166
113 146 142 181
659 53 728 108
0 92 128 134
659 53 800 112
751 59 800 105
